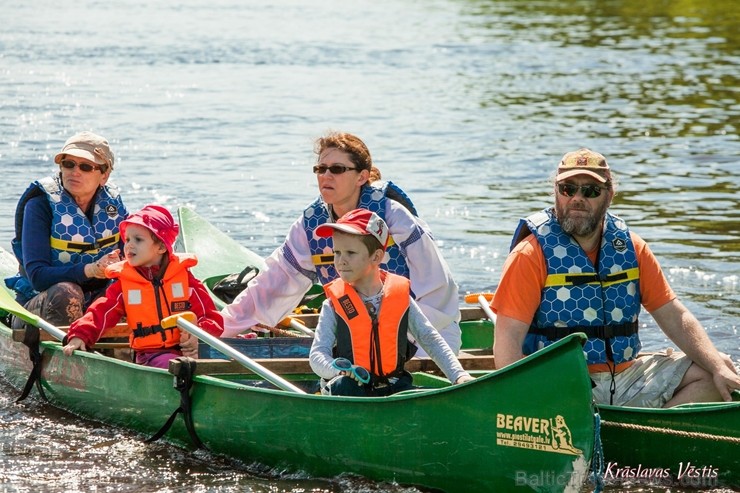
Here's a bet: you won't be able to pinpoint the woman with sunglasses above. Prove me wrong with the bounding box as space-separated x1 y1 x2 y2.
221 131 462 356
5 131 128 332
491 148 740 408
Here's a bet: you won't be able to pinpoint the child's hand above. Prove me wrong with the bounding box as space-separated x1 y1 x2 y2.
97 249 121 272
347 371 364 383
454 374 475 385
62 337 87 356
105 249 121 262
180 332 198 358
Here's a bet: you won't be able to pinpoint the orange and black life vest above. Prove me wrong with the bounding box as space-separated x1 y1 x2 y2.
107 254 196 351
324 272 411 379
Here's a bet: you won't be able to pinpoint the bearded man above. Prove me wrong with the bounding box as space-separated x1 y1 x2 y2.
490 148 739 408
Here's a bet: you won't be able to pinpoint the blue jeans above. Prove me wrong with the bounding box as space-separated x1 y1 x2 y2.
323 371 414 397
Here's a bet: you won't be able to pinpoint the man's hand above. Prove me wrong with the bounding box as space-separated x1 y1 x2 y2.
712 353 740 401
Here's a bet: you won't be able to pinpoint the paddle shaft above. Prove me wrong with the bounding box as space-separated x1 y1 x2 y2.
288 318 315 337
0 285 66 341
176 317 307 394
478 295 497 324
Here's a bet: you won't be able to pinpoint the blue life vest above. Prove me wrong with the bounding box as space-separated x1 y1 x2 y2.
303 181 421 285
511 208 642 365
5 175 126 301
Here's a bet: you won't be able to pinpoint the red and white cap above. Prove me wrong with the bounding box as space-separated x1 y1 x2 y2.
316 208 389 250
120 205 179 255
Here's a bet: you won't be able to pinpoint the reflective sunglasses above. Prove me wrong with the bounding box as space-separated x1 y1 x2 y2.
312 164 358 175
60 159 105 173
557 183 604 199
331 357 371 384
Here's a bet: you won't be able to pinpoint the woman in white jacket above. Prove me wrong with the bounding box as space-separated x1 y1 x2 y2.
220 131 461 355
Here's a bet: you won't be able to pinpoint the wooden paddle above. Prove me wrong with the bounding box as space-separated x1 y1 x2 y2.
0 284 66 341
173 315 307 394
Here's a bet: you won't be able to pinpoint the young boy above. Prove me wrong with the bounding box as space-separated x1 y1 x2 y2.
309 208 474 396
62 205 223 368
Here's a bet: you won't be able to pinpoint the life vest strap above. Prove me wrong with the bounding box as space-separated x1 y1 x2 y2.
544 267 639 288
311 253 336 266
49 233 120 254
133 324 168 339
311 237 397 266
529 321 639 341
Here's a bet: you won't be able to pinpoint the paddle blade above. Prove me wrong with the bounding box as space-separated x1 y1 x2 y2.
0 284 41 326
0 284 67 341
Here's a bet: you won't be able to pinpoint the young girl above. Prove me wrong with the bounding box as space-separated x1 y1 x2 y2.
62 204 223 368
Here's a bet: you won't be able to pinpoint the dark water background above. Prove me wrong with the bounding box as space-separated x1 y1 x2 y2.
1 0 738 491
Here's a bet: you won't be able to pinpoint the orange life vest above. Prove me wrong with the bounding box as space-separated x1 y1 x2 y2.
107 254 196 351
324 272 410 378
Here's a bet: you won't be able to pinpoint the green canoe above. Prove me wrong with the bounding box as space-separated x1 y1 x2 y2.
175 206 740 489
174 206 495 352
0 247 596 492
596 399 740 488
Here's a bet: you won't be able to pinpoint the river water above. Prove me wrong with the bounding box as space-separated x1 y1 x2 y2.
1 0 738 491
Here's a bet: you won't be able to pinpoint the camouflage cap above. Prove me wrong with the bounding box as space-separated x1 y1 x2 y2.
557 148 610 184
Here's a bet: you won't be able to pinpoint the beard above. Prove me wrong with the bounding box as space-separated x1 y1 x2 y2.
556 199 609 237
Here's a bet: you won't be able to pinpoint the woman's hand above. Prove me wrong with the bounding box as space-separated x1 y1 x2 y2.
85 249 121 279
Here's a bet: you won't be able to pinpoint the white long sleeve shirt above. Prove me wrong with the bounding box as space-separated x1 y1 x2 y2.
309 296 470 384
221 197 461 341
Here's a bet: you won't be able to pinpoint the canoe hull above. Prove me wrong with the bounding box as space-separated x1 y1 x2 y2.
0 316 595 492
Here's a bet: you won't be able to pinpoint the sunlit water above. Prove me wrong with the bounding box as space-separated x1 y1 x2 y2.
1 0 738 491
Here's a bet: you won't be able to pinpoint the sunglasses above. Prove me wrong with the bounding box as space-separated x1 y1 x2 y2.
557 183 604 199
331 357 371 384
60 159 105 173
312 164 358 175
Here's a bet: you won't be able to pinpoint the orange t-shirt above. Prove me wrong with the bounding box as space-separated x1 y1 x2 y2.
491 230 676 372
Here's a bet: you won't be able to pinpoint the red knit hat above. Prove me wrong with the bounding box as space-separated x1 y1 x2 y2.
120 205 179 254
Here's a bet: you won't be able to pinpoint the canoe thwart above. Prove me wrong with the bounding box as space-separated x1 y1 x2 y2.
171 351 495 376
12 322 131 343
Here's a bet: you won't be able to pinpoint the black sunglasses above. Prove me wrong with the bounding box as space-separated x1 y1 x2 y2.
312 164 358 175
557 183 604 199
60 159 105 173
